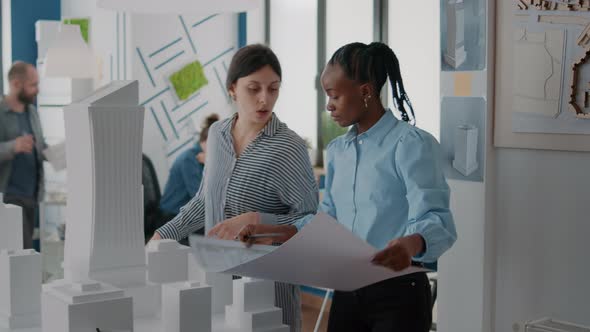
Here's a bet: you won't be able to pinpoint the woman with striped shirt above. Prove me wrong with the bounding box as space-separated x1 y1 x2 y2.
151 44 318 331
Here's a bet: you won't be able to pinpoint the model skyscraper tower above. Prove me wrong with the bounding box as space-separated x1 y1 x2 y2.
62 80 146 285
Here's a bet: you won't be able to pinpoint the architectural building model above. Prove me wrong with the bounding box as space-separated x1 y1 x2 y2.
225 278 289 332
452 124 479 177
18 80 287 331
444 0 467 68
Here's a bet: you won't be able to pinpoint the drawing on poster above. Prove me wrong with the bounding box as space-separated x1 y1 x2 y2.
512 0 590 134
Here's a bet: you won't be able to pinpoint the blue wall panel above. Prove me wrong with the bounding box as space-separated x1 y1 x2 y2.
11 0 61 65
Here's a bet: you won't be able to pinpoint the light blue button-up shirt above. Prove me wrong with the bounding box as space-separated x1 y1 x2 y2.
295 109 457 263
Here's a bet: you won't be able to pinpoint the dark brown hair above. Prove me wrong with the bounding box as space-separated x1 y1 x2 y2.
225 44 282 90
8 61 32 82
199 114 219 142
329 42 415 124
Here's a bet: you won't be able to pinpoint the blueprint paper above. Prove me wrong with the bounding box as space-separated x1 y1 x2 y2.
189 236 276 273
190 213 427 291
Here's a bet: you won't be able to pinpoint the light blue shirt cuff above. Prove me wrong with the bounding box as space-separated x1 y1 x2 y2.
405 221 457 263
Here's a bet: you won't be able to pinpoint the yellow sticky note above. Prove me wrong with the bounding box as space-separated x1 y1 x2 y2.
454 72 472 96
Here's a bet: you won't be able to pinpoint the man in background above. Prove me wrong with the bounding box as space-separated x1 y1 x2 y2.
0 61 46 249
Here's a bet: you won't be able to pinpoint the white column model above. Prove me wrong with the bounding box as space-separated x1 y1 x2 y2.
0 194 23 251
225 278 289 332
162 281 212 332
444 0 467 68
0 249 41 329
188 257 233 315
146 240 191 284
452 124 478 176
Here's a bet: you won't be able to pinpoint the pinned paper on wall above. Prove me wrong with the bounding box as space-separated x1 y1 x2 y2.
454 72 472 96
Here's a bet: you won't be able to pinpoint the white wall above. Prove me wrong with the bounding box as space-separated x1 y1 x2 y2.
246 0 265 45
270 0 318 148
494 148 590 329
388 1 440 138
2 0 12 95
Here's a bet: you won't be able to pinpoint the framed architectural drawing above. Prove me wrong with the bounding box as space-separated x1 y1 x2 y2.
495 0 590 151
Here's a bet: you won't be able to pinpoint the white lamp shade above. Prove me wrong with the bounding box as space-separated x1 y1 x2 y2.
97 0 259 14
44 24 95 79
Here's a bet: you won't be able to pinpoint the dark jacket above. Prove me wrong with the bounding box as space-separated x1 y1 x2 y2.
0 98 47 202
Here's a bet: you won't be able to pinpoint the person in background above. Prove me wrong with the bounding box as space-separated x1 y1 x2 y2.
159 113 220 234
0 61 46 249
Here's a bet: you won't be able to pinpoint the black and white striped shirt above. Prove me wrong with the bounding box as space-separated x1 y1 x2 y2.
157 112 318 331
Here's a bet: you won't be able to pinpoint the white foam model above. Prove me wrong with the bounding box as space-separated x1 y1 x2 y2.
444 0 467 68
146 240 190 284
42 280 133 332
453 124 479 176
0 249 41 329
162 281 212 332
0 194 23 251
225 278 289 332
188 258 233 314
57 80 159 318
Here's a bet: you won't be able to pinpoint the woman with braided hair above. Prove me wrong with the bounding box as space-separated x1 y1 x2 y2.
223 42 457 331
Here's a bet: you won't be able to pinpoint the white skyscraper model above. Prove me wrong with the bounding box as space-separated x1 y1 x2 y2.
453 124 479 176
42 81 155 331
444 0 467 68
61 80 146 285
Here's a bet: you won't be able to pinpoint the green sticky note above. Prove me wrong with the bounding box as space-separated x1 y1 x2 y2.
170 60 209 101
63 18 90 44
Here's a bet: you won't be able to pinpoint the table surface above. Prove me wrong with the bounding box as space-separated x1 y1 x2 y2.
0 313 285 332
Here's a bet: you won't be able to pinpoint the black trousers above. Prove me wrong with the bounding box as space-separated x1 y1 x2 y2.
327 272 432 332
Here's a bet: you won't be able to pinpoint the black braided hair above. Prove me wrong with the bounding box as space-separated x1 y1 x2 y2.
328 42 416 125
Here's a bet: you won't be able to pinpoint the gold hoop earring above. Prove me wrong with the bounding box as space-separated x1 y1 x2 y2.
364 95 371 109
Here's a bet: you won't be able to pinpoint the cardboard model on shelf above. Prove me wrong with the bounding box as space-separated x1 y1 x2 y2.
453 124 479 176
444 0 467 69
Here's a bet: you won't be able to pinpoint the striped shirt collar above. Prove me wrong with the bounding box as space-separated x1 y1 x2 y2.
221 112 281 137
